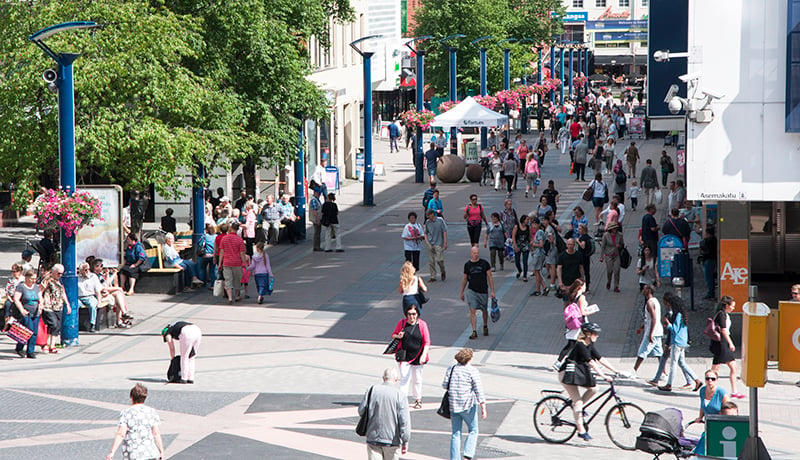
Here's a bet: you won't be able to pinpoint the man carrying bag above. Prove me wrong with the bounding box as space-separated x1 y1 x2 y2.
357 368 411 458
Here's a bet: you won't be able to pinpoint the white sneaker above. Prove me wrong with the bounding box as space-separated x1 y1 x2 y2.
619 370 636 379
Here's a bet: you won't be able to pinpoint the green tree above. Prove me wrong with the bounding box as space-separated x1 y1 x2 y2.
411 0 564 99
0 0 254 205
164 0 354 194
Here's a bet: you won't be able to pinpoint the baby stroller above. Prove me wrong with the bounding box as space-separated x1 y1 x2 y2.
635 408 698 459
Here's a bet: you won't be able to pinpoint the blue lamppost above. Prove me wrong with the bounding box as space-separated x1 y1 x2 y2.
405 36 433 183
497 38 517 91
440 34 465 155
518 38 533 134
549 43 556 103
471 36 493 149
568 45 575 100
559 45 565 103
585 48 590 94
29 21 101 347
350 34 383 206
537 45 544 107
577 47 583 99
294 122 306 239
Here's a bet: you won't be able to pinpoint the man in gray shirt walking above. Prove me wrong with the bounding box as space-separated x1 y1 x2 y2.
424 209 448 282
358 368 410 459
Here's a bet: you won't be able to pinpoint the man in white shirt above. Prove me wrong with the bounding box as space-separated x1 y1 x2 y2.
310 158 328 200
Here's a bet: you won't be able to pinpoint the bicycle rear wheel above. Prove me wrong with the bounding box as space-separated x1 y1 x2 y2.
605 402 645 450
533 395 576 443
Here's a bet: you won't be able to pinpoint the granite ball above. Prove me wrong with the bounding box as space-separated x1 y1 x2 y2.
436 155 466 183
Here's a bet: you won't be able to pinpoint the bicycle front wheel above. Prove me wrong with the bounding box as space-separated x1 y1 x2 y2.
605 402 646 450
533 395 576 444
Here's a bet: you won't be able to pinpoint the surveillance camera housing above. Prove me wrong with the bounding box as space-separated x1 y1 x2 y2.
668 96 684 115
42 69 58 84
678 72 702 83
702 89 725 100
664 84 679 104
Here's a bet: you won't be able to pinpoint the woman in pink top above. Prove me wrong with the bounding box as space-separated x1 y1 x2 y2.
243 203 257 255
524 153 540 198
463 194 488 248
391 304 431 409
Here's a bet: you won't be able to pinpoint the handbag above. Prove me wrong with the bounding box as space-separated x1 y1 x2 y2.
553 340 580 372
561 361 596 387
437 367 454 419
704 311 722 341
582 187 593 202
138 256 151 273
213 279 224 297
355 386 373 436
6 318 34 344
415 278 429 304
619 245 632 269
266 274 275 295
383 338 400 355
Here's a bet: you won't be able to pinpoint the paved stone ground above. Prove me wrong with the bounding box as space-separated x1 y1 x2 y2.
0 132 798 459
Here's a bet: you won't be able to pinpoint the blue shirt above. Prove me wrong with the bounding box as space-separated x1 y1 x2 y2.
426 198 443 216
124 242 146 265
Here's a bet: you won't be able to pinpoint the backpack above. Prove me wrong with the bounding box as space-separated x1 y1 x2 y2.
422 189 434 209
666 156 675 173
552 225 567 254
615 168 627 185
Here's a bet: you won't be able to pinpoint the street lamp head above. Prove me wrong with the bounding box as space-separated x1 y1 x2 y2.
497 38 518 49
29 21 102 63
439 34 466 50
350 34 384 56
405 35 434 53
470 36 494 50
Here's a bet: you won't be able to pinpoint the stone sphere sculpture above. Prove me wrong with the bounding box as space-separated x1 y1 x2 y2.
436 155 466 183
465 164 483 182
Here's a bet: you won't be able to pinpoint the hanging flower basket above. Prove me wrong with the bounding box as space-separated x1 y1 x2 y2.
33 189 103 237
473 95 499 110
438 101 459 113
494 90 521 109
573 76 588 87
542 77 562 91
399 109 436 130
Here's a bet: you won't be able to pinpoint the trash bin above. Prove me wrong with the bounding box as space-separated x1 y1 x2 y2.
741 302 770 387
778 300 800 372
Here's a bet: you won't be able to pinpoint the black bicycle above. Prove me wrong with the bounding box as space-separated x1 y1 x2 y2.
533 381 645 450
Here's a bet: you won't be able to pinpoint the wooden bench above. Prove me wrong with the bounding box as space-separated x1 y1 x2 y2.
133 245 184 295
78 297 113 332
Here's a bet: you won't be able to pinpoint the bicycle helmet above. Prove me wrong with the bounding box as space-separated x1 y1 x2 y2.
580 322 602 334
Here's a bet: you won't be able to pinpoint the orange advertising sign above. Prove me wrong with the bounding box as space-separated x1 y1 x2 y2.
719 239 748 313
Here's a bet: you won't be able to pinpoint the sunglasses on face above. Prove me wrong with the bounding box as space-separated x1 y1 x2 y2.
705 376 717 381
406 312 418 316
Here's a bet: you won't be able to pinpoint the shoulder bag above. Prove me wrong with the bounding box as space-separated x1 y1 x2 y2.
437 367 454 419
383 338 400 355
355 386 373 436
704 311 723 342
582 186 593 202
415 277 429 305
619 245 632 269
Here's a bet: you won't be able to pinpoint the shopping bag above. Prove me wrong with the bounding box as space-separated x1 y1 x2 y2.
6 318 33 344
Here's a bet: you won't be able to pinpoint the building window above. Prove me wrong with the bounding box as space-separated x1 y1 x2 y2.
641 0 648 6
788 0 800 131
619 0 630 6
572 0 583 7
596 0 606 6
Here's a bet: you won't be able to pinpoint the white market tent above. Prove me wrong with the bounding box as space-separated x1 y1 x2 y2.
430 96 509 128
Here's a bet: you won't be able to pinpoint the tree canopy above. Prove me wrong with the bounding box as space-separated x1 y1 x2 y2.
411 0 564 99
0 0 352 206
